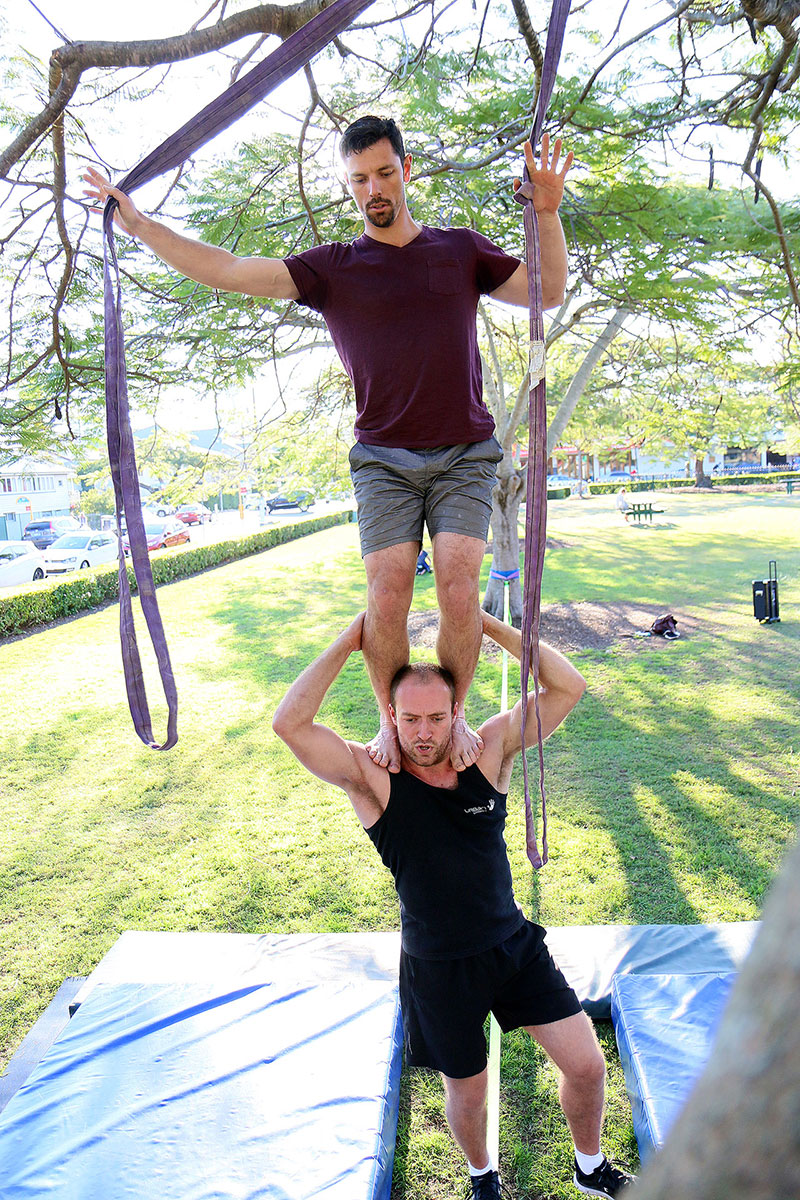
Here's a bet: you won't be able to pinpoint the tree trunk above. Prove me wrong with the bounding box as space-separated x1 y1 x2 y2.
483 452 525 626
694 455 712 488
634 830 800 1200
546 307 630 455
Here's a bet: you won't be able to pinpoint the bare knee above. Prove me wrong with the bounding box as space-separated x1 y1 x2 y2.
368 576 412 623
365 558 415 624
443 1069 488 1111
562 1046 606 1091
435 570 480 624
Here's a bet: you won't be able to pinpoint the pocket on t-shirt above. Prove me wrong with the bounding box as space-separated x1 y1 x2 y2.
427 258 460 295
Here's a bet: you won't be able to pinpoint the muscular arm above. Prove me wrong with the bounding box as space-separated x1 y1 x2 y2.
83 167 299 300
478 609 586 759
489 214 567 311
489 134 572 311
271 613 388 825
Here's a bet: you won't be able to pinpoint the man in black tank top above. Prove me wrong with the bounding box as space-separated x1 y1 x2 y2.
273 610 635 1199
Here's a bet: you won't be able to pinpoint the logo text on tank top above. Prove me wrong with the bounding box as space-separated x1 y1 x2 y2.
463 798 495 815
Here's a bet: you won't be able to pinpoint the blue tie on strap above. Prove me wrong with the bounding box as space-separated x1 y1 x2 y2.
488 567 521 582
103 0 377 750
513 0 572 867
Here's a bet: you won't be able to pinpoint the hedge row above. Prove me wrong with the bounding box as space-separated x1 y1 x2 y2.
588 471 800 495
588 478 694 495
710 471 800 487
0 510 353 639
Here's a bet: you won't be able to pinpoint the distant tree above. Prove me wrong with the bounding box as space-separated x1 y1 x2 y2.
589 333 777 486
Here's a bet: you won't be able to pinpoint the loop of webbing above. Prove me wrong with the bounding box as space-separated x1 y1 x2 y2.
103 0 377 749
515 0 573 867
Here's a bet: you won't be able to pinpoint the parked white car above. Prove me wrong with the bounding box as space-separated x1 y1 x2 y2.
0 540 47 588
43 531 120 574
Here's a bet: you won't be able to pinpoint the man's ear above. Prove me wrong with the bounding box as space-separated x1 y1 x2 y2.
403 153 412 183
452 701 459 721
389 703 398 728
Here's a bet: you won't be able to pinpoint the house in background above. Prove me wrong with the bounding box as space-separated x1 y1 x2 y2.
0 458 78 539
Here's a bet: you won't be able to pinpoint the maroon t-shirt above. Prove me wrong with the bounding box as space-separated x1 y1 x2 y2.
284 226 520 448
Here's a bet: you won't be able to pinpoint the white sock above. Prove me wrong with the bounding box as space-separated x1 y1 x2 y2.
468 1160 494 1177
575 1149 605 1175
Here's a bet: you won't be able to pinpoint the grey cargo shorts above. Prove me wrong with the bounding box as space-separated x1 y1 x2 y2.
348 437 503 557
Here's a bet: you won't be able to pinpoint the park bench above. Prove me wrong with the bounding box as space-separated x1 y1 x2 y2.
629 502 665 523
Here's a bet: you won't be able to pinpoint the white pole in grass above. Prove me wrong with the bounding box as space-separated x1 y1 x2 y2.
487 581 510 1168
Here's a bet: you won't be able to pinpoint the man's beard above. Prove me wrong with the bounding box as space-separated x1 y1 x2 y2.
399 737 451 767
365 199 396 228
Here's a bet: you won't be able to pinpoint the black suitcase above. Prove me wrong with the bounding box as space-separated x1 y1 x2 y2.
753 561 780 623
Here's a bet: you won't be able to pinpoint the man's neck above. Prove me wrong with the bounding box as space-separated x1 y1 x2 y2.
400 755 460 790
362 212 423 247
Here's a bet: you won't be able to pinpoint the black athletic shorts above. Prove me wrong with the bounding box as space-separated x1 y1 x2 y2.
398 920 583 1079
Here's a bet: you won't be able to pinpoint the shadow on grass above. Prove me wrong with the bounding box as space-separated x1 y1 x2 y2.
206 576 365 689
524 627 800 923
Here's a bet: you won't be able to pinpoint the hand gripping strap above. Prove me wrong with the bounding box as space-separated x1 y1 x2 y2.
514 0 572 866
103 0 377 749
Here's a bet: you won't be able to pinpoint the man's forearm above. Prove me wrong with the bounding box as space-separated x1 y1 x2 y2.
128 213 242 290
127 213 294 297
538 211 568 309
481 609 585 696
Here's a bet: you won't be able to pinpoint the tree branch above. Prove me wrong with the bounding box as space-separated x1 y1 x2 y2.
1 0 336 178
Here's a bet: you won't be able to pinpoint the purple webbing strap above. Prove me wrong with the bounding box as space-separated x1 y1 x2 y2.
515 0 572 866
103 0 376 750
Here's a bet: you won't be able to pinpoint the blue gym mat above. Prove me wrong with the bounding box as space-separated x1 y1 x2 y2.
545 921 756 1018
0 938 403 1200
611 971 736 1162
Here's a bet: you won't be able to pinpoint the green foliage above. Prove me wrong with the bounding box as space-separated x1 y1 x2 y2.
3 6 800 474
0 511 351 637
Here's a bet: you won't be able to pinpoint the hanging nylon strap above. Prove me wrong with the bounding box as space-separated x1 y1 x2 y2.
513 0 572 867
103 0 377 750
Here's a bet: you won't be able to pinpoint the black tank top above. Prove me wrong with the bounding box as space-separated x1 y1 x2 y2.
365 764 524 960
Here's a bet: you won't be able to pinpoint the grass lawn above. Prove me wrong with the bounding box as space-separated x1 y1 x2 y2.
1 487 798 1198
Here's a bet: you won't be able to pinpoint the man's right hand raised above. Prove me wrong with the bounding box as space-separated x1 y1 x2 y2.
82 167 142 237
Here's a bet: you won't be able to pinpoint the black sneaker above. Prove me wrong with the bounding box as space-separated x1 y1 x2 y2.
574 1157 636 1197
469 1169 510 1199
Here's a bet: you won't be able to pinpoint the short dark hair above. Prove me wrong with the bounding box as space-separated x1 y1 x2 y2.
340 115 405 162
390 663 456 708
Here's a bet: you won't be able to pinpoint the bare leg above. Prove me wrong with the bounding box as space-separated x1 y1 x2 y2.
432 532 487 770
442 1069 491 1169
525 1011 607 1154
362 541 418 772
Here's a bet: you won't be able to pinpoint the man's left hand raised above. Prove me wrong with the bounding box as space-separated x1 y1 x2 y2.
513 133 574 213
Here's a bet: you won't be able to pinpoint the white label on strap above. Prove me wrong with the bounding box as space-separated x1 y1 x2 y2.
529 339 546 384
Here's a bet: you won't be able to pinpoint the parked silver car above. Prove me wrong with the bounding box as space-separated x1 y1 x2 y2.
43 531 120 573
0 540 47 588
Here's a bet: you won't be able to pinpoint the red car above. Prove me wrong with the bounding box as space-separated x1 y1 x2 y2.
175 502 212 526
122 518 191 553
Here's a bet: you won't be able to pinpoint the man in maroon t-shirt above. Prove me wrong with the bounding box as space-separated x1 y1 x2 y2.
84 116 572 772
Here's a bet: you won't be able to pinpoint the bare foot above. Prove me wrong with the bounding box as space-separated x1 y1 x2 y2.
450 717 484 771
366 723 401 773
